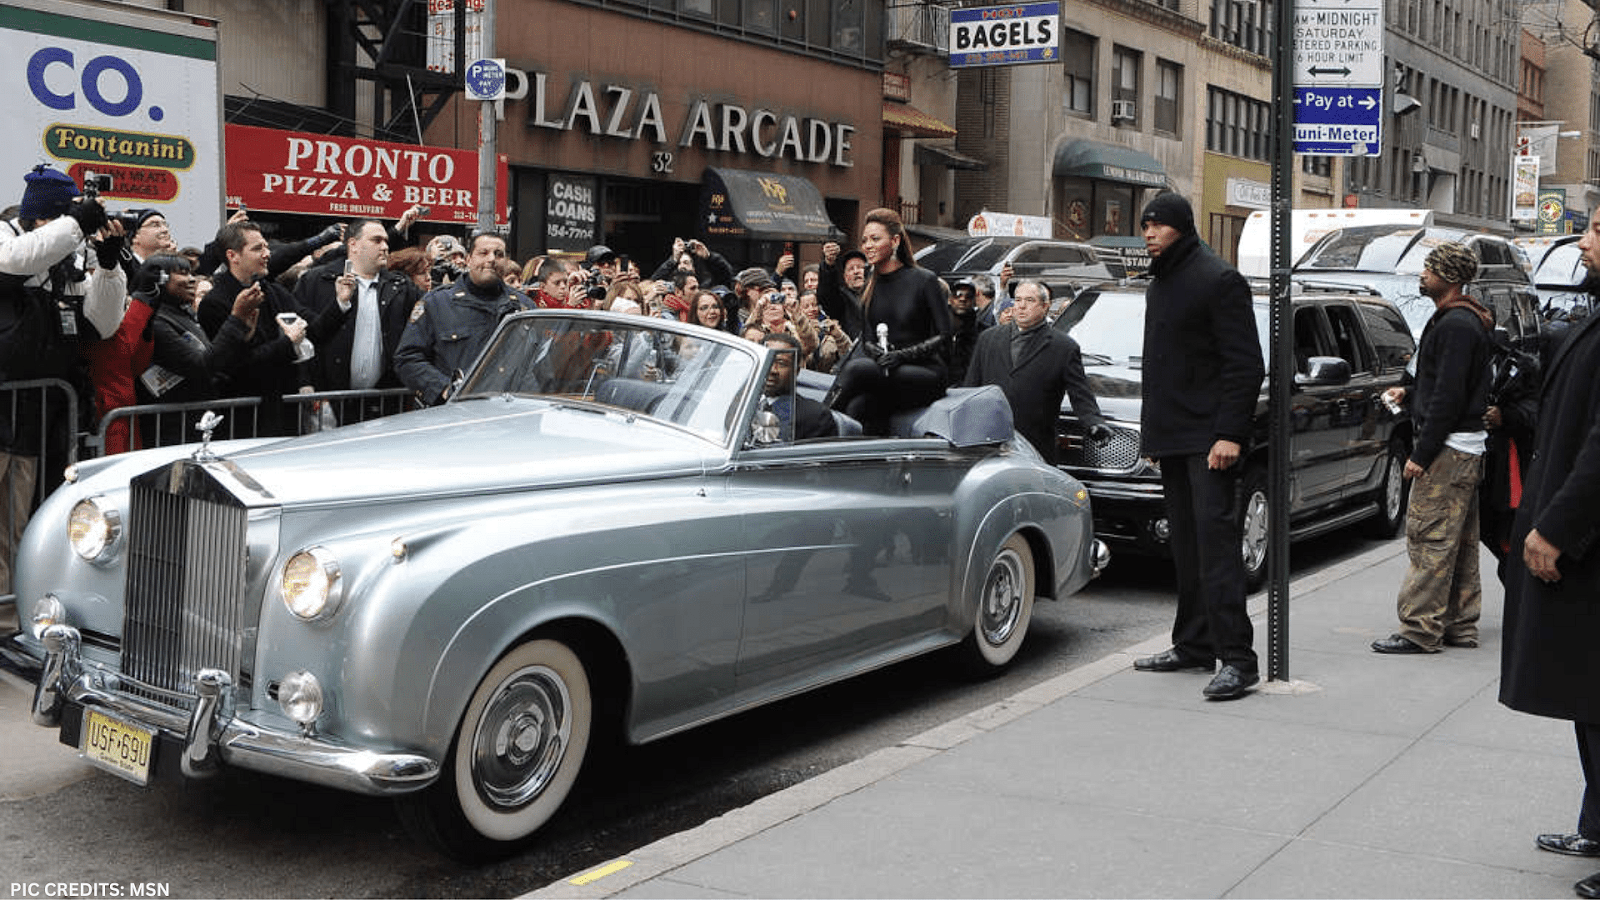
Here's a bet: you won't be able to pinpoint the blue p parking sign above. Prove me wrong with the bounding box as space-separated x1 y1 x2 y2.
465 58 506 102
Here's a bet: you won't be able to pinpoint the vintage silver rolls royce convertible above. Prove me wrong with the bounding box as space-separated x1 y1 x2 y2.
13 310 1106 859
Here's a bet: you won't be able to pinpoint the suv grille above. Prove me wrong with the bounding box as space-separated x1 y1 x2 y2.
121 462 249 710
1057 421 1142 472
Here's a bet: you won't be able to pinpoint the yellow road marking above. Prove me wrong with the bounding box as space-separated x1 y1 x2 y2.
569 859 633 885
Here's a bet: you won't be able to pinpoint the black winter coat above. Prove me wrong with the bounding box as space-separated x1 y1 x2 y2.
1139 233 1263 458
293 263 423 390
965 322 1103 465
1500 306 1600 724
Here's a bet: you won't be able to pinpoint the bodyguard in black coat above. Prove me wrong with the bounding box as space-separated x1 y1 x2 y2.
964 280 1105 465
1500 215 1600 886
1131 193 1265 702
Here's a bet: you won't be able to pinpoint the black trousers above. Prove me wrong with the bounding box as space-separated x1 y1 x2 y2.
1161 454 1258 673
1577 722 1600 839
832 357 945 435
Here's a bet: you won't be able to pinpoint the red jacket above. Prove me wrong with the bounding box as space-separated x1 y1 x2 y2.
83 299 156 454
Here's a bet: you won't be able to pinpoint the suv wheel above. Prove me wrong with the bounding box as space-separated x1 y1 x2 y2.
1362 440 1410 538
1240 466 1269 592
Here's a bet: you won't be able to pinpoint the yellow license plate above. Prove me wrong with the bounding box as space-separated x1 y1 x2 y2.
81 708 155 785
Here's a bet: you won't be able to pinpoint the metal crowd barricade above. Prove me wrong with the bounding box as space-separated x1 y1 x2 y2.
282 387 421 435
0 377 81 615
87 396 265 459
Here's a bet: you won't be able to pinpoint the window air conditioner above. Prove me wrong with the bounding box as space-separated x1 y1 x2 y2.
1111 99 1136 121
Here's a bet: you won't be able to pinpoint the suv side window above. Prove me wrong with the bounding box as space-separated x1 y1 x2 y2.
1323 303 1373 374
1293 306 1333 375
1355 302 1415 372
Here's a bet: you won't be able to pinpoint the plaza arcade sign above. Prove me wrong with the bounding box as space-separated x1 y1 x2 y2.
514 70 856 168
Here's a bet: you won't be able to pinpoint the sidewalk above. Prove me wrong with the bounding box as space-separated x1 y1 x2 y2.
532 541 1592 899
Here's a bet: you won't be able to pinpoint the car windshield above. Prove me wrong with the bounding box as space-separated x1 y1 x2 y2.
918 238 1013 273
1534 242 1585 288
1297 225 1473 276
1054 288 1274 368
1050 290 1146 363
456 314 758 445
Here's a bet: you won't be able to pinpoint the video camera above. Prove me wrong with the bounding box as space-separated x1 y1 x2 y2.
80 171 146 231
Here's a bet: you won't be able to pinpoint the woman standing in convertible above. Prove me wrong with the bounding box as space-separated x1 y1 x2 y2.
825 207 952 434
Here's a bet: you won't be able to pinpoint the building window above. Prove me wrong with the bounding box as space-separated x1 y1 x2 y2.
1209 0 1271 55
831 0 862 51
1301 156 1331 177
1062 29 1094 116
1154 59 1180 134
744 0 776 33
1112 45 1141 126
1206 86 1271 162
681 0 714 16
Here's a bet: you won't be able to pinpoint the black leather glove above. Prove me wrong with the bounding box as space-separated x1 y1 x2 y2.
860 340 887 366
67 198 108 235
312 223 344 246
880 335 945 369
127 267 163 306
94 232 125 270
1086 422 1112 446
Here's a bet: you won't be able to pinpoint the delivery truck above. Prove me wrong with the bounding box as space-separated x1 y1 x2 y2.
1235 207 1434 278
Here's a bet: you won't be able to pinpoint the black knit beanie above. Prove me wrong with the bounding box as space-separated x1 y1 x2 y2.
1139 193 1195 236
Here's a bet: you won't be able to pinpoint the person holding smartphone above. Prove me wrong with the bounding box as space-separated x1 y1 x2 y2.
293 218 424 394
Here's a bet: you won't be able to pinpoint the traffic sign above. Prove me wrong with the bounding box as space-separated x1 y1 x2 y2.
465 58 506 101
1293 87 1381 156
1292 0 1383 88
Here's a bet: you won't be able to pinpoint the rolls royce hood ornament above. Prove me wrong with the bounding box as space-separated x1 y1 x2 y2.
193 411 224 461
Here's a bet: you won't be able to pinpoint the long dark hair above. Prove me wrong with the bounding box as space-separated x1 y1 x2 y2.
859 207 917 314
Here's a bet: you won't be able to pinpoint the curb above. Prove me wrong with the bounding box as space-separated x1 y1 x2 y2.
528 538 1410 899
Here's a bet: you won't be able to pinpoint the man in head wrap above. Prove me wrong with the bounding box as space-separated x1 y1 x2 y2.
1371 241 1493 654
1129 191 1265 701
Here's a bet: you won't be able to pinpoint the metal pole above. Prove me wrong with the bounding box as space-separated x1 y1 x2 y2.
1266 0 1296 681
476 0 497 232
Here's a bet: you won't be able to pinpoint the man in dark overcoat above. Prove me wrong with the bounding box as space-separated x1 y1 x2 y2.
1129 193 1265 702
1503 208 1600 899
964 279 1108 465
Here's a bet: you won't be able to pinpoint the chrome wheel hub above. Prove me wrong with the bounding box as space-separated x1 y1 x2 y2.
980 548 1026 645
1241 489 1268 572
471 665 571 809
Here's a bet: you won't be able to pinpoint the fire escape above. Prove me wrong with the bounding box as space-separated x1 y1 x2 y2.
227 0 468 143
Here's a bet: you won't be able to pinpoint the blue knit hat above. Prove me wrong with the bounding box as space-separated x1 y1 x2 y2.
20 164 78 219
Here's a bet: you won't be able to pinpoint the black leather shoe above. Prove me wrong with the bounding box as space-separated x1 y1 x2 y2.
1202 665 1259 700
1133 649 1213 672
1575 872 1600 899
1371 634 1438 654
1539 833 1600 857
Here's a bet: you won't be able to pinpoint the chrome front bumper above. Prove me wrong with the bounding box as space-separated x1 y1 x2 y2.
31 624 439 796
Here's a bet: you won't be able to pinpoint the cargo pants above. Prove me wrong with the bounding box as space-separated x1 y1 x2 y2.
1395 446 1484 650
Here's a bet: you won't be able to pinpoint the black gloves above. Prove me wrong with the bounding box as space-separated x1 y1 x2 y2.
94 231 125 270
67 199 108 236
1086 423 1112 446
879 335 945 369
313 223 344 246
861 340 887 366
127 268 163 306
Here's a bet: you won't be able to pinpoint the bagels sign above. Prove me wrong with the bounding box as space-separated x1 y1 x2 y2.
949 2 1060 68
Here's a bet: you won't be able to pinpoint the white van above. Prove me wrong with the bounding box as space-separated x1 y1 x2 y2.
1236 208 1434 278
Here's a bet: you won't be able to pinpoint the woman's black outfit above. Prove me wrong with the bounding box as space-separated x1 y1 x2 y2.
826 264 951 434
136 302 252 446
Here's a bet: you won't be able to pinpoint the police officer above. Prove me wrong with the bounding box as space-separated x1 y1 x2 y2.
395 231 532 405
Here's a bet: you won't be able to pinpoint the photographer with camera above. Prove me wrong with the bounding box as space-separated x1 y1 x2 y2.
648 237 734 290
0 164 129 590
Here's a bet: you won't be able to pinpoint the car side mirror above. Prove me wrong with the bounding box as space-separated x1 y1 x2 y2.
1295 356 1352 386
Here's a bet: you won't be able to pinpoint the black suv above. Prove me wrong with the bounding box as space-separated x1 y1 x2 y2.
1052 282 1417 589
1294 225 1542 349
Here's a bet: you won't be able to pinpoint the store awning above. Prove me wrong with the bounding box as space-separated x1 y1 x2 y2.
883 102 957 138
915 142 987 171
1052 139 1168 187
699 167 842 243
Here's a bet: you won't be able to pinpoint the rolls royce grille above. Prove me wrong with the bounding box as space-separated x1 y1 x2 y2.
121 463 249 710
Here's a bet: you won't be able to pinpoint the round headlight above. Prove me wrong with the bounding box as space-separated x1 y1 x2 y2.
31 594 67 639
277 670 324 727
280 547 343 621
68 496 121 564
